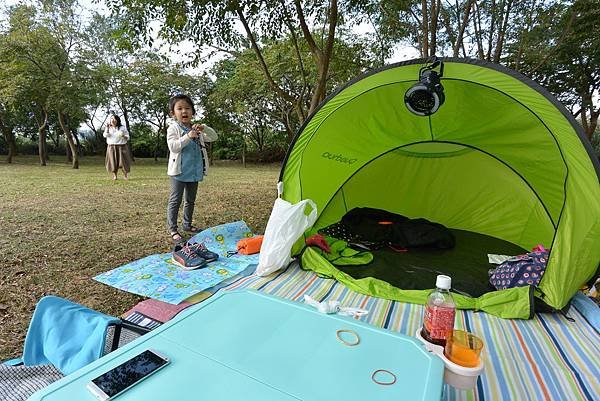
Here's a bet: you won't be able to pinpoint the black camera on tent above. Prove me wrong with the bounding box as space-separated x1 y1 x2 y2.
404 58 445 116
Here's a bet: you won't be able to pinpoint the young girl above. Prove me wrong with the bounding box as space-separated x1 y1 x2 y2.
103 114 131 180
166 94 218 242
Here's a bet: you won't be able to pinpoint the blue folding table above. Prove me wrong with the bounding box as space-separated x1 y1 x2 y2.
29 290 443 401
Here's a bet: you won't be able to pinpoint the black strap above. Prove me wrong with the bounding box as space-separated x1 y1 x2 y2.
110 323 122 352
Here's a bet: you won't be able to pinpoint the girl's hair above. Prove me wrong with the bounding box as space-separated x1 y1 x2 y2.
168 94 196 115
110 114 122 128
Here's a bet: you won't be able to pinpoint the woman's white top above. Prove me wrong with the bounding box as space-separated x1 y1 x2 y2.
166 123 218 177
103 126 130 145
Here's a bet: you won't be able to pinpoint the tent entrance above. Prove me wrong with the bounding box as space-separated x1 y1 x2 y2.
316 142 555 252
310 142 552 297
334 229 526 297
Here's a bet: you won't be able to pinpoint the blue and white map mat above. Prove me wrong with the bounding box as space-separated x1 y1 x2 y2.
94 221 259 304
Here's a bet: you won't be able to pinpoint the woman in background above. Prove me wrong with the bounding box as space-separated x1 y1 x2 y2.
103 114 131 180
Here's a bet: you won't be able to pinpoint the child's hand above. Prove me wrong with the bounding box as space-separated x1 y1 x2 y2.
188 130 200 139
192 124 205 132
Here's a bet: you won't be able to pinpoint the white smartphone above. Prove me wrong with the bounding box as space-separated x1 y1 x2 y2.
86 349 169 400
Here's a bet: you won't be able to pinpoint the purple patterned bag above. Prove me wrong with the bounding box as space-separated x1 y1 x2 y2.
489 251 548 290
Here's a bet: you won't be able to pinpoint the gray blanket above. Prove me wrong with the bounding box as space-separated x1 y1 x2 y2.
0 364 63 401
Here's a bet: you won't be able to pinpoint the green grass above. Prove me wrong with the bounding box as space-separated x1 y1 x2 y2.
0 155 280 359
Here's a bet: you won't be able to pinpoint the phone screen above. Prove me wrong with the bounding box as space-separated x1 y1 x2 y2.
91 350 168 398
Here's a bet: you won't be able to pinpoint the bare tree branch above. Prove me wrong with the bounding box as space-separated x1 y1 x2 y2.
453 0 476 57
421 0 429 57
294 0 322 60
429 0 441 56
529 12 575 73
234 4 296 105
472 1 484 59
493 0 513 63
486 0 497 60
279 0 308 120
309 0 338 114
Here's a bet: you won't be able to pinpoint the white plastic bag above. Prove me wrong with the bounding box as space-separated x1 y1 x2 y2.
256 198 317 276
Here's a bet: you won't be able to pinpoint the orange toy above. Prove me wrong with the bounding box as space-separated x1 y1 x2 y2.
237 235 264 255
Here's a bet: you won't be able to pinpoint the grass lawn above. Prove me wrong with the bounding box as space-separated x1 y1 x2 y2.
0 155 280 360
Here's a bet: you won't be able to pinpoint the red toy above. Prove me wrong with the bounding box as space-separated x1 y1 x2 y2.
306 233 331 253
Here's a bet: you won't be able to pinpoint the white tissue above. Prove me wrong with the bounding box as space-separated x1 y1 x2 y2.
303 295 368 317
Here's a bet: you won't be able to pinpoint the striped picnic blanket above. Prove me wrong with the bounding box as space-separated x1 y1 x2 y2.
221 262 599 401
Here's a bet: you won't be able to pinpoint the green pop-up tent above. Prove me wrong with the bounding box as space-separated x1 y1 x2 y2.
279 58 600 319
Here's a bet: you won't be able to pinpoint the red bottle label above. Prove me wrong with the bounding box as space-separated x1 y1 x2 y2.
423 305 455 341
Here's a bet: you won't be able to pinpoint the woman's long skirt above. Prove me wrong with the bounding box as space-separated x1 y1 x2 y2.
105 144 131 173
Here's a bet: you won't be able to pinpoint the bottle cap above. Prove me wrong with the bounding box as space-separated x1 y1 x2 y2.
436 275 451 290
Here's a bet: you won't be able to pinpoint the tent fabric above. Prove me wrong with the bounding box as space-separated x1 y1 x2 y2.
280 58 600 315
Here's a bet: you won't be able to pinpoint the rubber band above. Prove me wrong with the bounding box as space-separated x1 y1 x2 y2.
336 329 360 346
371 369 397 385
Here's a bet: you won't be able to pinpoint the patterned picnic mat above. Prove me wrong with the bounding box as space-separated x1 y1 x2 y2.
94 221 259 304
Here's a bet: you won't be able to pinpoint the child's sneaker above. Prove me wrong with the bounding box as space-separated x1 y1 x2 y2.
172 243 207 270
188 242 219 263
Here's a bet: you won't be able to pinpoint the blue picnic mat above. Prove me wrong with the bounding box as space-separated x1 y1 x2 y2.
94 221 259 304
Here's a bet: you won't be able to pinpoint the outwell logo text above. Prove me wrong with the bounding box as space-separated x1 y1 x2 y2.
321 152 358 164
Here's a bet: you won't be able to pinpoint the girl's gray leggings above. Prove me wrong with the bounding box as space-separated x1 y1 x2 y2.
167 178 199 232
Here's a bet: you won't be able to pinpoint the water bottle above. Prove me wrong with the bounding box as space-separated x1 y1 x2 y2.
421 275 455 347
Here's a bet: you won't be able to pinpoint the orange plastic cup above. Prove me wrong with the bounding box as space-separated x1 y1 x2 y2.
444 330 484 368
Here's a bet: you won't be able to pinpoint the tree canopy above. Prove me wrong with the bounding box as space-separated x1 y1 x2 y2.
0 0 598 165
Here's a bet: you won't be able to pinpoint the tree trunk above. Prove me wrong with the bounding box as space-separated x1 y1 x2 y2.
486 0 497 61
0 117 17 164
65 130 82 163
440 6 456 53
38 130 47 165
587 111 599 140
580 92 599 141
472 2 485 59
242 136 246 168
154 130 160 162
453 0 476 57
154 113 168 162
122 103 135 162
155 123 166 162
493 0 513 63
429 0 440 57
513 0 537 71
307 0 338 115
66 144 73 163
57 111 79 169
280 0 309 118
310 62 328 115
72 130 82 156
208 142 214 166
283 112 295 143
421 0 429 57
37 107 49 166
48 129 60 148
4 130 17 163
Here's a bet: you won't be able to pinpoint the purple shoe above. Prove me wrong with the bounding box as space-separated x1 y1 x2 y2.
172 243 207 270
188 242 219 263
